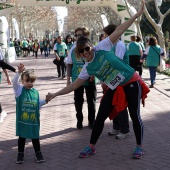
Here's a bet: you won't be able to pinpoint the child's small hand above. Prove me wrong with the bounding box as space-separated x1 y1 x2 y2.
17 63 25 73
47 92 56 101
45 95 51 103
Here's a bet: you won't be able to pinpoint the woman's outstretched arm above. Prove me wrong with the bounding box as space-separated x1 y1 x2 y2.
47 78 86 101
109 0 145 43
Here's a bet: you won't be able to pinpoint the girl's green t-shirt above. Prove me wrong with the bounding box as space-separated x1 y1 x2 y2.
16 87 40 139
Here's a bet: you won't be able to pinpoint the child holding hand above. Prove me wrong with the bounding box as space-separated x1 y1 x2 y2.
12 63 50 164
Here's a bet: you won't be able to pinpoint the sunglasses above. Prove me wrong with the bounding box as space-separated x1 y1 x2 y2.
78 46 91 53
75 34 82 37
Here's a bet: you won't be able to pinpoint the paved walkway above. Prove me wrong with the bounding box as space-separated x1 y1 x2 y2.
0 54 170 170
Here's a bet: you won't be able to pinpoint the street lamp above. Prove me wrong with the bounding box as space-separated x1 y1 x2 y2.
155 0 162 7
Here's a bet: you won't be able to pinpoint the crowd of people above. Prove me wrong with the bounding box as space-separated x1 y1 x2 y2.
0 0 168 165
10 37 55 58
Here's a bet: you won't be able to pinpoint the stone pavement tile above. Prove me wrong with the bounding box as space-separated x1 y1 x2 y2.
1 56 170 169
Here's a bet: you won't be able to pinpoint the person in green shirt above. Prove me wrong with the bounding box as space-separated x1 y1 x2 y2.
22 38 29 57
53 36 68 79
10 38 14 47
67 27 96 130
39 40 44 55
102 24 130 139
141 37 165 88
127 36 143 76
47 2 147 159
12 64 50 164
65 35 73 52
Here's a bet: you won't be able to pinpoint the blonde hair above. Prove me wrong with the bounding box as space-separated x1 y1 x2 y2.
21 70 36 83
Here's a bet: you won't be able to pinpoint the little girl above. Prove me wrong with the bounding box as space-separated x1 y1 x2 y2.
12 63 49 164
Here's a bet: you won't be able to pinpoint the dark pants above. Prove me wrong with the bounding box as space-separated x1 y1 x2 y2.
113 108 129 133
56 57 66 77
149 66 157 85
34 50 38 58
40 48 43 55
44 48 48 57
129 55 142 76
18 136 41 153
74 85 97 125
90 81 143 145
15 46 20 56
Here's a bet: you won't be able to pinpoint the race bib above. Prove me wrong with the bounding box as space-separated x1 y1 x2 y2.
59 51 64 56
105 73 125 90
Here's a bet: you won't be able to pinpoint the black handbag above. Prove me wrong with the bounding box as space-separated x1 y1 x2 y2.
53 59 58 65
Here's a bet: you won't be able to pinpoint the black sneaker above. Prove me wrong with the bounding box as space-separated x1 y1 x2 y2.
16 152 24 164
35 151 45 163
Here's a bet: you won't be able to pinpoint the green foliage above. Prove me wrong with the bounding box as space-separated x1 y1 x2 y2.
157 67 170 76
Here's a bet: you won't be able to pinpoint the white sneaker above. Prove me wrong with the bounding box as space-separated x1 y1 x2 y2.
1 110 7 118
108 129 120 136
116 132 130 139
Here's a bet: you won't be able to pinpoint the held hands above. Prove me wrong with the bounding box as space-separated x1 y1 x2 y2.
45 94 51 103
46 92 56 102
46 92 57 103
17 63 25 73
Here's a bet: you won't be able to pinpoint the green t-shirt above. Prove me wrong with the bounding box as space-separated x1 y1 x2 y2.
39 41 43 48
56 42 67 57
146 46 161 67
79 50 134 90
67 43 73 52
10 41 14 47
71 48 89 86
128 42 141 56
22 41 28 48
16 87 40 139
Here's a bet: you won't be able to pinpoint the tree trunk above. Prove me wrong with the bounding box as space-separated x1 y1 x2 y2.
156 26 165 49
135 21 143 41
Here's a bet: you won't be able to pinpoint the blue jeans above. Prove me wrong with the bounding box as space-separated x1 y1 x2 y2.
149 66 156 85
44 48 48 57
